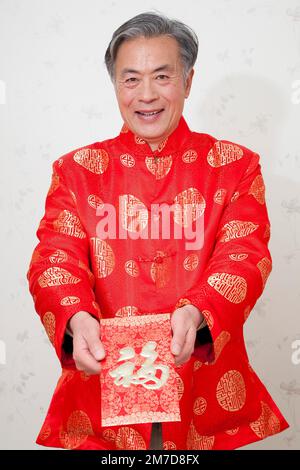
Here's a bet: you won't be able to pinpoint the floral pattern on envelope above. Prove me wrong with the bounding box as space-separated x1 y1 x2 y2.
100 313 181 427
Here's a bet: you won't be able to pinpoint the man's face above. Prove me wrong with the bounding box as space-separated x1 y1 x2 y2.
113 35 194 151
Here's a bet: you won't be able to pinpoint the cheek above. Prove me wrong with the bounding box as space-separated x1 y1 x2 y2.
118 89 136 108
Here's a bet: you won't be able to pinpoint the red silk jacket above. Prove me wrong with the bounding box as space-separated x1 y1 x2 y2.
27 115 289 450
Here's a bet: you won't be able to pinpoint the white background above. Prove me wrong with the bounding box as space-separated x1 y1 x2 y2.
0 0 299 449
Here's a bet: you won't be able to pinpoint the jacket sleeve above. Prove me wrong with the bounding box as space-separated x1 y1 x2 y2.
175 151 272 363
26 158 101 368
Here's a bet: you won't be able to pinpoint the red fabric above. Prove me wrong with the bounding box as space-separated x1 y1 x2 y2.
27 115 289 450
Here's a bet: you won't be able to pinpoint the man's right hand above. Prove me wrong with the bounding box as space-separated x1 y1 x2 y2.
67 311 105 375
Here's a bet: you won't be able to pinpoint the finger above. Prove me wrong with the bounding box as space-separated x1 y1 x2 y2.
85 328 106 362
73 335 102 374
171 316 187 356
175 326 196 365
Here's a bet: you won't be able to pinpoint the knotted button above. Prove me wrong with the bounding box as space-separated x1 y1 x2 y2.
153 255 164 264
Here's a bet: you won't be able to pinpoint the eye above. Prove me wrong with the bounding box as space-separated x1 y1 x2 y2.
156 74 169 80
125 77 138 83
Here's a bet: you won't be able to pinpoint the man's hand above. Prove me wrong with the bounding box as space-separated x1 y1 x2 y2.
170 304 204 365
67 311 105 375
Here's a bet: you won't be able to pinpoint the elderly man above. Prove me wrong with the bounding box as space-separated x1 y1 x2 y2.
27 12 289 450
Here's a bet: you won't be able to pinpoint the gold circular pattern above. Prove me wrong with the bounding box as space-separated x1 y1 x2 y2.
186 421 215 450
60 296 80 306
207 272 247 304
174 188 206 227
103 429 116 442
135 136 146 145
42 311 55 345
59 410 94 449
53 210 86 239
214 188 227 205
249 402 281 439
38 267 81 288
73 148 109 174
183 254 199 271
207 141 243 167
119 194 148 233
193 397 207 415
225 427 239 435
145 155 173 179
90 237 115 278
125 260 140 277
163 441 177 450
229 253 248 261
249 175 265 205
231 191 239 202
115 427 146 450
120 153 135 167
87 194 104 210
216 370 246 411
182 149 198 163
219 220 259 243
115 306 139 317
49 249 68 263
256 257 272 288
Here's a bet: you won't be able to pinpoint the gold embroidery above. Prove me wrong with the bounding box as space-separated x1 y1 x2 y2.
115 427 147 450
182 149 198 163
216 370 246 411
193 397 207 415
42 311 55 345
59 410 94 449
145 155 172 179
73 148 109 174
208 273 247 304
174 188 206 227
120 153 135 167
119 194 148 232
207 141 243 167
38 267 81 287
90 237 115 278
53 210 86 238
249 174 265 204
219 220 259 242
250 401 281 438
60 296 80 306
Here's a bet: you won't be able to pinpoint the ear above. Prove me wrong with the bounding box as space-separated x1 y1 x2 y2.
185 68 194 99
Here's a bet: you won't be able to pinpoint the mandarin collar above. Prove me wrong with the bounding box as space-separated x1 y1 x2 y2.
117 115 192 156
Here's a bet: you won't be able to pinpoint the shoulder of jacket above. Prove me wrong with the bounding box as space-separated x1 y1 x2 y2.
51 136 117 171
191 131 260 168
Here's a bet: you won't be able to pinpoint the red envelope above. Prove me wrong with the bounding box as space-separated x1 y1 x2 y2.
100 313 181 427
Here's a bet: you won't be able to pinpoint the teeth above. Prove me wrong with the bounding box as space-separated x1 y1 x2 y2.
139 110 161 116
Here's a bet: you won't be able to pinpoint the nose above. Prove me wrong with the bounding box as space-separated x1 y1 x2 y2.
138 77 159 102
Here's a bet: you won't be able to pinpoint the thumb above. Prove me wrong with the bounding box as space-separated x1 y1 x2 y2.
86 330 106 361
171 327 185 356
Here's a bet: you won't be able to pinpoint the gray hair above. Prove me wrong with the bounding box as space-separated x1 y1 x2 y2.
104 11 198 84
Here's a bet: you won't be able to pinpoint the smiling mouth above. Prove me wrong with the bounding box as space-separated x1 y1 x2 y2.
136 109 164 116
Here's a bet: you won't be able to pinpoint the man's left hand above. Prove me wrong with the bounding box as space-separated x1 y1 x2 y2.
170 304 204 365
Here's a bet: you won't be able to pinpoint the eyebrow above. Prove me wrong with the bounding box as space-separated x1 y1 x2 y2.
120 64 174 77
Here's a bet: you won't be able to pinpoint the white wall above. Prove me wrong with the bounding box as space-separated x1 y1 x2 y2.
0 0 299 449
